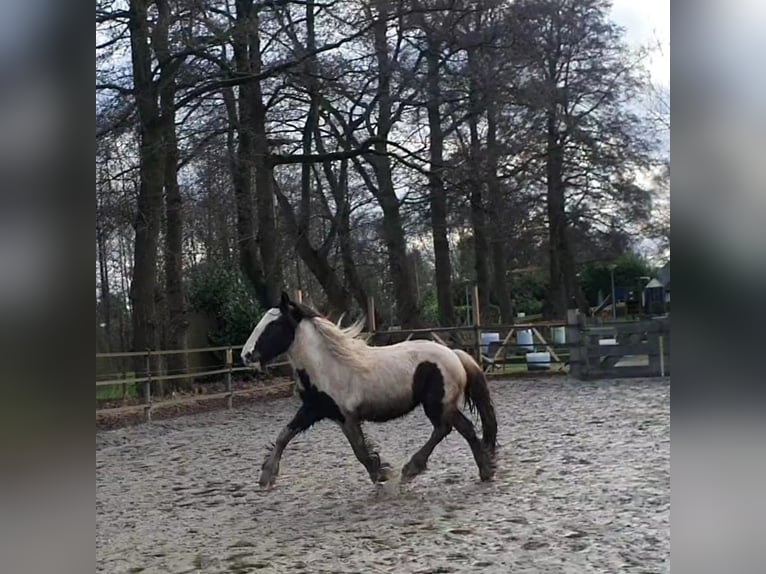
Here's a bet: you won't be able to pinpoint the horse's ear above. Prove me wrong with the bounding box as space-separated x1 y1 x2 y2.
279 291 291 313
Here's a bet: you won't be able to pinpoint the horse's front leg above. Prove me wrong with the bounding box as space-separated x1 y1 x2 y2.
340 418 393 484
260 406 319 488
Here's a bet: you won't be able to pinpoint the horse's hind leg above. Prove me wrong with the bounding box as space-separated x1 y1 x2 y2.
402 362 453 481
340 418 393 483
450 410 494 482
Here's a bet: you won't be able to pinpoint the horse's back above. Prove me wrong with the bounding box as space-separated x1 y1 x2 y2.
370 338 463 368
368 339 467 400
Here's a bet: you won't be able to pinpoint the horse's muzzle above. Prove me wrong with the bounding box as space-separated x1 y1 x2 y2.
243 350 261 370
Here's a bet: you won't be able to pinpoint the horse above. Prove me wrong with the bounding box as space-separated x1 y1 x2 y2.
241 291 498 488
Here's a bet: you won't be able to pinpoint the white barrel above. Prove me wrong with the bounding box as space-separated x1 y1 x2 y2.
481 332 500 355
552 326 566 345
526 351 551 371
517 329 534 351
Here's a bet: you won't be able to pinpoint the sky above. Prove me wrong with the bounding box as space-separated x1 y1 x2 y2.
607 1 670 262
610 0 670 88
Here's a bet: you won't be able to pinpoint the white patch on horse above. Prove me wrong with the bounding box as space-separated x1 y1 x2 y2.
240 307 281 366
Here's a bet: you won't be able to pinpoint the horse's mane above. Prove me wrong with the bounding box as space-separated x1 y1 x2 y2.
306 314 371 372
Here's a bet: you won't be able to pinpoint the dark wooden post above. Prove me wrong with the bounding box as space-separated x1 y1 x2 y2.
144 349 153 422
566 309 584 380
226 347 233 410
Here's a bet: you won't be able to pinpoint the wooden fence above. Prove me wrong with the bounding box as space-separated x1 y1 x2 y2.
566 310 670 380
367 322 572 375
96 289 669 422
96 345 295 421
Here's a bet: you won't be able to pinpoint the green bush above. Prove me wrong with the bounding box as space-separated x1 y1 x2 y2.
511 272 548 316
419 289 440 326
188 263 263 346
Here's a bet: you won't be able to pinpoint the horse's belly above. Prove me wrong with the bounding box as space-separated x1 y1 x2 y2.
355 395 416 422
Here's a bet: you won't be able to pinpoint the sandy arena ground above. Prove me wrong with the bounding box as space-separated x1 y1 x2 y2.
96 377 670 573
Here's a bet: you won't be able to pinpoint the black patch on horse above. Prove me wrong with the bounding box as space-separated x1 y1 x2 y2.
253 294 325 367
254 314 297 365
412 361 446 426
296 369 345 423
356 395 416 423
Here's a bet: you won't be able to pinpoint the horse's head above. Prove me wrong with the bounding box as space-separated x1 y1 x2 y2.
241 291 315 369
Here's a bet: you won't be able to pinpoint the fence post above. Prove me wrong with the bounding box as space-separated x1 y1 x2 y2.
121 366 128 403
472 285 482 362
226 347 233 410
367 296 376 334
566 309 583 380
144 349 153 422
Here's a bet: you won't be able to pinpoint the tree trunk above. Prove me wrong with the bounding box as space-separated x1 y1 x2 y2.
156 0 188 389
425 37 454 326
278 0 350 313
336 160 370 314
116 230 131 352
486 101 513 323
467 102 491 320
372 0 421 328
249 10 282 306
127 0 163 390
312 126 370 314
228 2 267 305
544 108 587 319
273 184 350 315
96 220 111 341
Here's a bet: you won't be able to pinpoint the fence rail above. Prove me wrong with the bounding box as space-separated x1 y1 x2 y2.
96 344 241 359
95 381 296 420
95 366 259 387
97 289 670 425
96 342 298 422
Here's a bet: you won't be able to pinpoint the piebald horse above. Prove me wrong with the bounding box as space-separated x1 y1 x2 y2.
241 292 497 488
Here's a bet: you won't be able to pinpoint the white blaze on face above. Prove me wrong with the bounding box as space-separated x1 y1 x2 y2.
241 307 281 366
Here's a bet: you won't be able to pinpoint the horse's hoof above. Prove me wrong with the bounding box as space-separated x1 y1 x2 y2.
259 468 278 489
259 477 275 489
400 460 426 481
479 467 495 482
371 462 394 483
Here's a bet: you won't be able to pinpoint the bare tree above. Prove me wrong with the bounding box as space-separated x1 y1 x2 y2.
126 0 165 384
510 0 653 318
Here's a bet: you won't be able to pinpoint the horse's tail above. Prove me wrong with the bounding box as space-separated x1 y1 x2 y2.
454 349 497 454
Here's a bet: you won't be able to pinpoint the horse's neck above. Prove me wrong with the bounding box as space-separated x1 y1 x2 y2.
287 323 335 387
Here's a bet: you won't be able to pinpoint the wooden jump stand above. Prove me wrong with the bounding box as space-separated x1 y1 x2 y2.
361 286 566 375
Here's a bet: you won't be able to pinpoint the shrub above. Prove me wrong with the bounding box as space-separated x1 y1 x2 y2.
188 263 263 346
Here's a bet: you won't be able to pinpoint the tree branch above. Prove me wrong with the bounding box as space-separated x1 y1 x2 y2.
270 138 380 165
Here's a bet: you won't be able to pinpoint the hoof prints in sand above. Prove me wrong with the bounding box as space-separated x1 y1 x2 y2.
97 377 669 573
